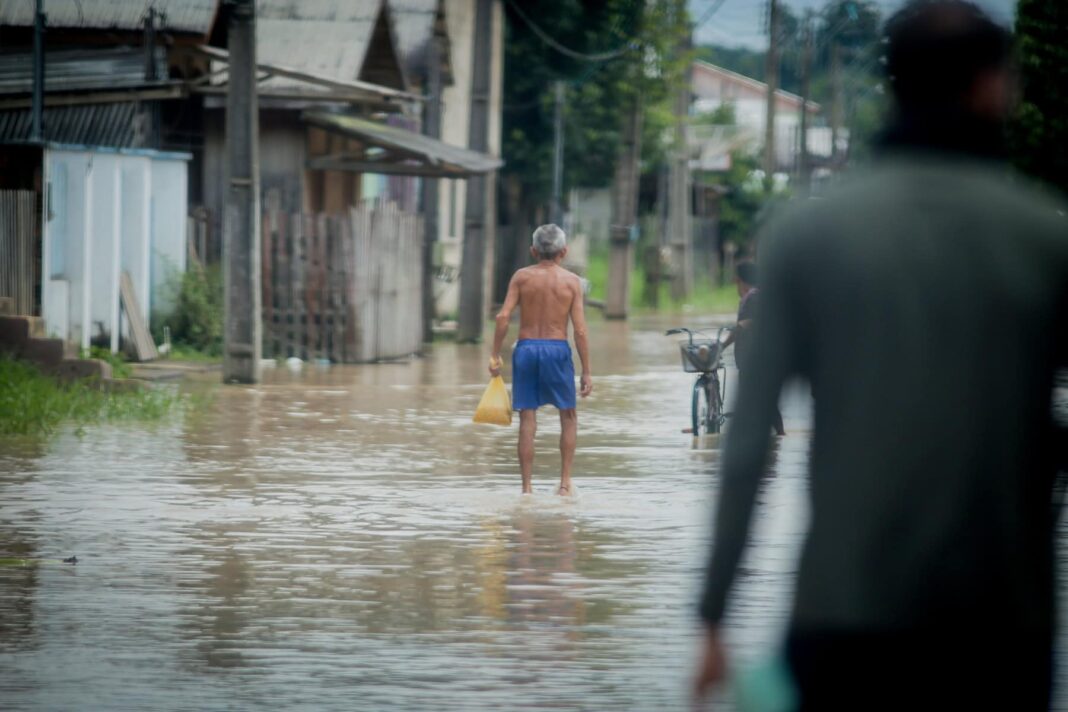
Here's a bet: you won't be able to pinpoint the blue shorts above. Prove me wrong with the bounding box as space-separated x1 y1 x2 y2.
512 339 576 411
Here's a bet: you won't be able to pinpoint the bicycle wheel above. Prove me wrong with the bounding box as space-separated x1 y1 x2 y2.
707 373 724 434
692 377 710 436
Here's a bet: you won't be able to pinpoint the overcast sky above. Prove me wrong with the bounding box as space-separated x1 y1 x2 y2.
690 0 1017 50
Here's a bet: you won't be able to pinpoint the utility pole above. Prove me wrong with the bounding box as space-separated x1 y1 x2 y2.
668 5 693 301
830 40 843 167
798 10 814 192
605 91 642 320
223 0 262 383
550 80 566 226
763 0 781 189
420 33 443 343
457 0 494 342
30 0 45 143
143 8 161 147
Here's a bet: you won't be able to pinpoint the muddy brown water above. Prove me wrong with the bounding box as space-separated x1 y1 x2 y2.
1 317 1065 710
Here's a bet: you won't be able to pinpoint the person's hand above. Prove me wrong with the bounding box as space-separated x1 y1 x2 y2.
580 373 593 398
693 625 728 708
489 355 503 377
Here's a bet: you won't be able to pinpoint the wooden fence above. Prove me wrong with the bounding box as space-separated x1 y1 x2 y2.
0 190 37 315
262 201 423 363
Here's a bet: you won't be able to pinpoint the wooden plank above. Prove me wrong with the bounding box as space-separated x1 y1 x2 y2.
120 271 159 361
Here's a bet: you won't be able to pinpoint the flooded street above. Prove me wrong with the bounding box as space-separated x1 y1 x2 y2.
1 316 1065 710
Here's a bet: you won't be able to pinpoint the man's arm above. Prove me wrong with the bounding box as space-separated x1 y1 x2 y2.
694 233 804 700
490 273 521 375
570 278 592 397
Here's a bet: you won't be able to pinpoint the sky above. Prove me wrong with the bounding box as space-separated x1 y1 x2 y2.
689 0 1017 50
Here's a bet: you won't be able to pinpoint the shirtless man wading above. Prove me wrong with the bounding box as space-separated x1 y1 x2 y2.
491 224 592 496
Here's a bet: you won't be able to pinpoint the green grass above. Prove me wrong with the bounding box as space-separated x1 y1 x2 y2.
82 347 134 378
166 344 222 363
585 247 739 315
0 356 183 436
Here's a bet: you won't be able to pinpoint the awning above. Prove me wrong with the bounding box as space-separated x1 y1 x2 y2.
302 110 503 178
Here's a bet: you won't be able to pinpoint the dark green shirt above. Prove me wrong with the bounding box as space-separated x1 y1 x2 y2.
700 154 1068 633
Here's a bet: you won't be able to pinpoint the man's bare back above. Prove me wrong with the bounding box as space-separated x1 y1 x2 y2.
514 263 581 341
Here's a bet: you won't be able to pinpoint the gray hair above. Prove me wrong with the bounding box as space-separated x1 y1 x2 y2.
532 224 567 259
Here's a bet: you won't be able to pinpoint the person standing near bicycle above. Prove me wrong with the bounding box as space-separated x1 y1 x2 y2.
722 260 785 436
491 224 593 496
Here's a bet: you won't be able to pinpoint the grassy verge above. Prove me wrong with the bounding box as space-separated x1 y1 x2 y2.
166 344 222 363
585 246 738 315
0 356 183 436
82 347 134 378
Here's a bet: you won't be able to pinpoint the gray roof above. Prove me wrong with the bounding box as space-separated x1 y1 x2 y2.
252 0 400 91
0 102 144 146
303 110 503 177
0 47 169 96
0 0 219 35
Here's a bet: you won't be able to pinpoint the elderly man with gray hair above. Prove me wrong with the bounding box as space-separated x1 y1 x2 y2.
490 223 592 495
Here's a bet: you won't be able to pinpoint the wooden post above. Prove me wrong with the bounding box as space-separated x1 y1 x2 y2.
605 91 642 320
457 0 495 343
830 40 843 167
421 33 443 343
798 10 813 192
223 0 262 383
763 0 781 189
668 8 693 301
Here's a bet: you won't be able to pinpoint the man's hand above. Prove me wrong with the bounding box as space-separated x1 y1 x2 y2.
489 355 503 377
693 625 728 708
580 373 593 398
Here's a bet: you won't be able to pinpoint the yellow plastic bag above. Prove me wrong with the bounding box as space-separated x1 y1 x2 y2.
473 375 513 426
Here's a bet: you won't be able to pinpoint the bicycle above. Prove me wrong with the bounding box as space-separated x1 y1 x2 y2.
665 326 731 436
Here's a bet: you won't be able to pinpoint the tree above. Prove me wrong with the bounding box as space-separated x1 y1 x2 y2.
500 0 688 213
1013 0 1068 196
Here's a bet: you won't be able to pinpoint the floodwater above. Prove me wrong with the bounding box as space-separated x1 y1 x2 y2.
0 317 1064 711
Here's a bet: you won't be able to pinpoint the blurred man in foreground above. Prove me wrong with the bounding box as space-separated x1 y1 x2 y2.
694 2 1068 709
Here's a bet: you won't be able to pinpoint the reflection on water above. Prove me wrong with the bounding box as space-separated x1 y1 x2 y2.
0 317 1064 710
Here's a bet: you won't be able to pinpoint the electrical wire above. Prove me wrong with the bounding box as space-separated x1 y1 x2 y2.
504 0 638 63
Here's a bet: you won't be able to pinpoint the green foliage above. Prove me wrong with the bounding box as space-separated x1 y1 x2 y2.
154 266 224 357
585 246 737 314
695 102 736 126
699 151 775 253
0 356 180 436
82 347 134 379
1013 0 1068 196
502 0 690 205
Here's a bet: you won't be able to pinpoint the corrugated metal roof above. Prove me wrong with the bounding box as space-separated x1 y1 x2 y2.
0 47 168 96
0 0 219 35
251 1 383 91
0 102 143 147
303 110 503 176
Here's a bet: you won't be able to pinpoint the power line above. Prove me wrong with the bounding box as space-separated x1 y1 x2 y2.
694 0 731 30
504 0 638 63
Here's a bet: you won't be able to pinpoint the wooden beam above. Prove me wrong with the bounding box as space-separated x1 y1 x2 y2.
305 157 471 178
0 85 185 110
183 44 420 103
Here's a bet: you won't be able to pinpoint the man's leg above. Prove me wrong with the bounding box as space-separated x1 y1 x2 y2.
518 409 537 494
558 408 577 495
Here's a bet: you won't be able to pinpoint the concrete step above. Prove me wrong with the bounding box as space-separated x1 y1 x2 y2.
46 358 113 382
26 317 45 338
0 316 31 349
20 337 65 366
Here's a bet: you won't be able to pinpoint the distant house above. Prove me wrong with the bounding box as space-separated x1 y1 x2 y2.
690 60 839 173
0 0 211 350
0 0 504 356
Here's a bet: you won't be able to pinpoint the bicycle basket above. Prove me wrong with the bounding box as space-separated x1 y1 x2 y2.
679 340 721 373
